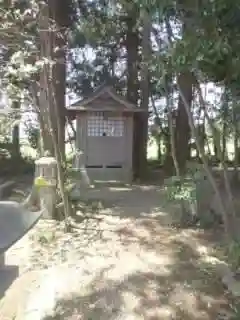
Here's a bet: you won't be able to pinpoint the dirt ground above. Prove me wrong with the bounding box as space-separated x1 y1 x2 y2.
0 183 238 319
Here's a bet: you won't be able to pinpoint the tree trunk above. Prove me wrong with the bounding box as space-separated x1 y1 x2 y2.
49 0 66 159
138 8 151 178
197 124 206 159
125 7 140 179
222 91 228 162
157 138 161 161
165 18 193 174
11 101 20 159
175 71 193 173
38 0 67 158
163 128 174 174
38 2 71 224
233 97 240 168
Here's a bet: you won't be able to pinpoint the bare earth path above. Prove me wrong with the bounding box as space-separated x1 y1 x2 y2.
0 183 236 319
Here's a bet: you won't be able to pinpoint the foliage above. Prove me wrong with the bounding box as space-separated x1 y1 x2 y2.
164 175 196 203
0 143 11 160
163 163 221 228
35 229 57 246
0 0 39 98
227 241 240 271
25 122 40 150
164 162 206 203
34 176 53 187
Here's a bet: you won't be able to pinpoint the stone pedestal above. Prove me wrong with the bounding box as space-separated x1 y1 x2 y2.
35 157 57 219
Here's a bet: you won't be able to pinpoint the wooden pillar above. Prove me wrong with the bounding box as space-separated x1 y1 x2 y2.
75 149 91 188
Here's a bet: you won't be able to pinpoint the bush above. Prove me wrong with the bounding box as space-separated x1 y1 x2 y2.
164 162 206 204
163 163 217 228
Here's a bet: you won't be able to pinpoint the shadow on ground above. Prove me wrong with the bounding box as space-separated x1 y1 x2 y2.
0 265 19 299
0 181 236 319
42 238 233 320
41 183 236 320
80 182 180 223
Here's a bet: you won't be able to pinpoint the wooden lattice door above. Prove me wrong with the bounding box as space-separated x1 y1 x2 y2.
86 112 125 167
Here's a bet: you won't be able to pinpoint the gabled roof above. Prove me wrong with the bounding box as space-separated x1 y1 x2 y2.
68 85 145 112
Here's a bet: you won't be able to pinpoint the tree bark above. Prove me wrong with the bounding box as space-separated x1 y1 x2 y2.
233 96 240 168
165 18 193 174
175 71 193 173
125 7 140 179
38 2 72 224
38 0 67 158
138 8 151 178
49 0 67 159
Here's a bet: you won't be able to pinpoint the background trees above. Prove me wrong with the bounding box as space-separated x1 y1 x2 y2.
1 0 240 238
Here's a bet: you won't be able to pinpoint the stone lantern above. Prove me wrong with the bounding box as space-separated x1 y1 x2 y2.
34 156 57 219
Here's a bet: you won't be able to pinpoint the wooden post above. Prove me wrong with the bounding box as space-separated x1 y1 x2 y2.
35 156 57 219
75 149 91 188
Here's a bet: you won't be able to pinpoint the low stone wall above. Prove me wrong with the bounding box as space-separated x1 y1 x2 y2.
194 167 240 222
0 180 15 200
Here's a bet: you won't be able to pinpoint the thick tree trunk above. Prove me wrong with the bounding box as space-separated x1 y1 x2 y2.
38 0 67 158
126 13 139 104
175 71 193 173
125 8 140 179
163 129 174 173
50 0 67 159
38 2 72 224
138 8 151 178
165 18 193 174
